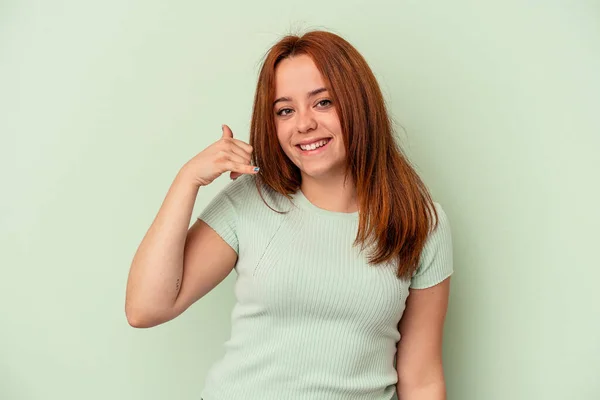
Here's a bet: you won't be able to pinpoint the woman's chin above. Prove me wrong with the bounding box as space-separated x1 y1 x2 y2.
299 164 343 181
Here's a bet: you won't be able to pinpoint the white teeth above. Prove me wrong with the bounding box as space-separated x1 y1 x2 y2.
300 139 329 151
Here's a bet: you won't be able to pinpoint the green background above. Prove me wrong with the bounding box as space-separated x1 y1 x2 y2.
2 1 599 399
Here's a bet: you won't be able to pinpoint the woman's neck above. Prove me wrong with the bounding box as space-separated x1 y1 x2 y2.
300 173 358 213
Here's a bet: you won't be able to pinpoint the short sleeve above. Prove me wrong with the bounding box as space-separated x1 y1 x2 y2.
410 203 454 289
197 177 250 255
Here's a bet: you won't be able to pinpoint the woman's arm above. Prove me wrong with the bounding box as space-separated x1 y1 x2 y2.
396 278 451 400
125 125 256 328
125 168 237 328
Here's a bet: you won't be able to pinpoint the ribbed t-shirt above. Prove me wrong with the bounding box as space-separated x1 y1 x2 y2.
197 174 453 400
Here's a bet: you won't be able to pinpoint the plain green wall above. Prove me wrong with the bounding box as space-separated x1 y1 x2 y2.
2 1 599 399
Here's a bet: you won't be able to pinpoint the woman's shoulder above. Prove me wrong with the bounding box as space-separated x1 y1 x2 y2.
224 174 292 213
430 201 450 231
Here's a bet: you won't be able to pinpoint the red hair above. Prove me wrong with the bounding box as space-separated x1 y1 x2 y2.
249 30 438 280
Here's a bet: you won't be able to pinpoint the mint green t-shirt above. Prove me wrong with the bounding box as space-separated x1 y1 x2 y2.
198 174 453 400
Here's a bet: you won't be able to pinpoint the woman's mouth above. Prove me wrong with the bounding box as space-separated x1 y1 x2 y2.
296 138 332 155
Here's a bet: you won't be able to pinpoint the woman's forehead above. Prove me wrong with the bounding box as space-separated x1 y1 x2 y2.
274 56 327 97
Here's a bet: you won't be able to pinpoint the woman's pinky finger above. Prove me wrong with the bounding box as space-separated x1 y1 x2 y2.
231 165 259 180
245 165 260 174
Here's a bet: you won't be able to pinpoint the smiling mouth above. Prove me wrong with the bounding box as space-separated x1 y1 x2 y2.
296 138 332 152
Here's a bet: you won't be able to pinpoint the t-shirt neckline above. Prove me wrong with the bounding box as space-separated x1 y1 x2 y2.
292 189 359 219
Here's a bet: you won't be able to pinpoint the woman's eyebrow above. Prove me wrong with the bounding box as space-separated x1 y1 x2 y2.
273 87 328 106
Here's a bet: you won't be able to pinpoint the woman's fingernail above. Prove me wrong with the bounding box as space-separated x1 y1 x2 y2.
253 167 260 172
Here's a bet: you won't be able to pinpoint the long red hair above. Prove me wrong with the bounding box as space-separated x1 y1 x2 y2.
249 30 438 280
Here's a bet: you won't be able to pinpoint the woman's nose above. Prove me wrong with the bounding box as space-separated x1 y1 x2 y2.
296 109 317 133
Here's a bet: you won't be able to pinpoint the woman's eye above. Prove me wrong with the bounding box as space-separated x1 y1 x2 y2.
277 108 293 116
317 99 332 107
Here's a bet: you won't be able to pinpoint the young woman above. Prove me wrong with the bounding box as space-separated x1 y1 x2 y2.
126 30 453 400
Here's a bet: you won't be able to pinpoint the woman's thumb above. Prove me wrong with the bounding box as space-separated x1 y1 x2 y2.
222 124 234 139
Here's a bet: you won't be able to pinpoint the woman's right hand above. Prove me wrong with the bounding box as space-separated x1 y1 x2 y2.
181 124 259 187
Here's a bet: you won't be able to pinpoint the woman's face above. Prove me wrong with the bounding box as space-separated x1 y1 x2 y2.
273 55 346 181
